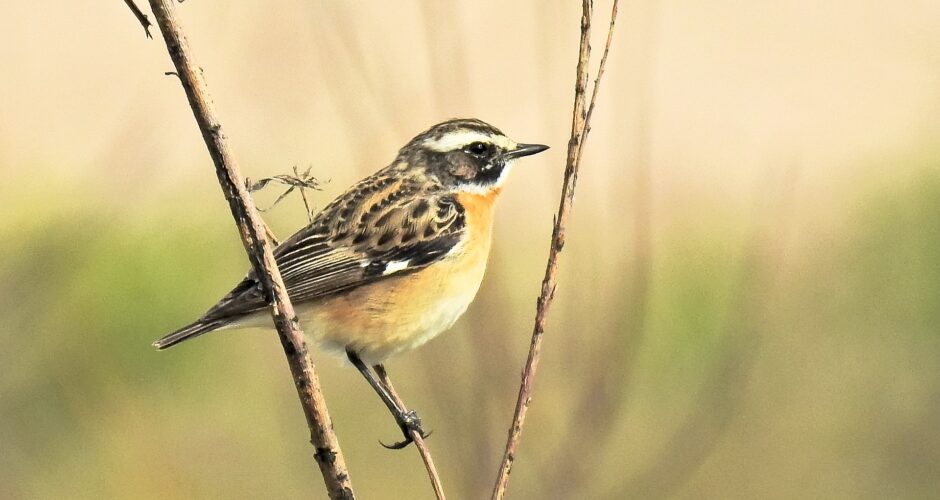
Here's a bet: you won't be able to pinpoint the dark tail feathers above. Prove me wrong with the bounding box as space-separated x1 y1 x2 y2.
153 318 230 350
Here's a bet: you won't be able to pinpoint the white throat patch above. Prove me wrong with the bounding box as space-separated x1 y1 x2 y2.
458 160 516 195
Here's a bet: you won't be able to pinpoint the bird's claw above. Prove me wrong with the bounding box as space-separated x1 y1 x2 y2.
379 437 414 450
379 410 431 450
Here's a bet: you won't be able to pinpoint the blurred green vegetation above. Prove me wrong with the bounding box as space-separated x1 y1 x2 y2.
3 156 939 498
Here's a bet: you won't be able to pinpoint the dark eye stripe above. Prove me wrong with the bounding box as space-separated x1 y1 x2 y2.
466 141 490 155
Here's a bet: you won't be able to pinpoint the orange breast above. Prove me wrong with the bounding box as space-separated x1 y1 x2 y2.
298 189 502 364
457 189 500 240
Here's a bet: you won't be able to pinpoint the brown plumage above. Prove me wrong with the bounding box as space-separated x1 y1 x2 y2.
155 118 548 448
155 118 548 365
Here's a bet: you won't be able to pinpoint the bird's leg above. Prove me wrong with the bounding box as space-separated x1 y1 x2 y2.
373 364 432 447
345 349 429 449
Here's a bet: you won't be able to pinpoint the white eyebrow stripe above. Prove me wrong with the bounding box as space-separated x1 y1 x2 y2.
422 130 516 152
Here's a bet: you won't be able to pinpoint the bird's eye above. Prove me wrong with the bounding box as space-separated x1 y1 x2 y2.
466 142 489 155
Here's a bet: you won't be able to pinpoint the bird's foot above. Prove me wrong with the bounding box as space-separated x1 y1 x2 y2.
380 410 431 450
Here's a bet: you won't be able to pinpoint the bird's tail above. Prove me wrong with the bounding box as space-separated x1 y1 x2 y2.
153 318 231 350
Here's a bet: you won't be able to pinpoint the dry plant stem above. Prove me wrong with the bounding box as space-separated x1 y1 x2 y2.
374 366 447 500
491 1 619 498
144 1 354 498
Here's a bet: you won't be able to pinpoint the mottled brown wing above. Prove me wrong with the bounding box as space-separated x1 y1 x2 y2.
201 187 465 320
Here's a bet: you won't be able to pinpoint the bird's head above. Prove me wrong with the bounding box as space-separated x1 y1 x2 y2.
396 118 549 194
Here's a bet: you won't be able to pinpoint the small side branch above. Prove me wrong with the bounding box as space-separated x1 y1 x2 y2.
123 0 152 38
143 1 354 498
490 1 620 498
374 366 447 500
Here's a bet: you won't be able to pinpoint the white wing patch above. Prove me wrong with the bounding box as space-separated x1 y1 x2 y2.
382 260 411 276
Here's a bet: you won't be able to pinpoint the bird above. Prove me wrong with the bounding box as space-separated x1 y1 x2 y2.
154 118 549 448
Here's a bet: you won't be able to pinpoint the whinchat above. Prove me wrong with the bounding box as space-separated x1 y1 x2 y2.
155 118 549 447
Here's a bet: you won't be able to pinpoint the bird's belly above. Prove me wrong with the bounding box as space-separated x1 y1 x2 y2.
297 240 490 365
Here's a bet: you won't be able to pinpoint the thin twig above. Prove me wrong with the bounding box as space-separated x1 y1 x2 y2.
578 0 619 165
261 217 282 247
247 166 323 215
294 165 316 223
490 1 619 498
374 366 447 500
242 179 282 247
123 0 153 38
142 2 354 498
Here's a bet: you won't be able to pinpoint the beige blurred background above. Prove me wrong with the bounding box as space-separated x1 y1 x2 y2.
2 1 939 498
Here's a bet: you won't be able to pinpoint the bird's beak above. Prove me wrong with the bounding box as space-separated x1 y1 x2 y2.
504 143 550 160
